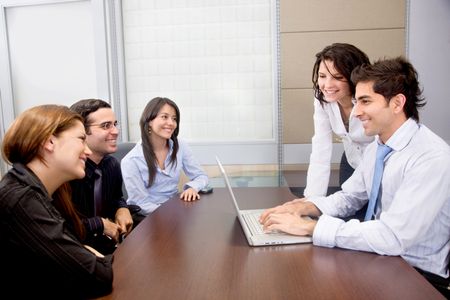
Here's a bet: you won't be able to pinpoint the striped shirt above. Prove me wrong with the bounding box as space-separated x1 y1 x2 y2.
71 155 128 236
0 163 113 297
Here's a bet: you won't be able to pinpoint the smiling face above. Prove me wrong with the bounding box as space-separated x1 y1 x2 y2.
149 104 178 143
318 59 352 105
52 121 92 180
354 81 407 143
85 108 119 163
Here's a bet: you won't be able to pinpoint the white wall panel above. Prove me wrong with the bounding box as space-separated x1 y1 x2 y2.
6 1 97 115
122 0 277 144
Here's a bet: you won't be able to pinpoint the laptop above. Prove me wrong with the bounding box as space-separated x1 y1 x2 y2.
216 156 312 246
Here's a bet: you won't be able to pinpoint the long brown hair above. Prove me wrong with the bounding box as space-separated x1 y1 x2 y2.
312 43 370 105
2 105 86 239
140 97 180 186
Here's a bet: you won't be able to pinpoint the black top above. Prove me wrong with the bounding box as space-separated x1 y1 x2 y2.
0 163 113 299
71 155 128 237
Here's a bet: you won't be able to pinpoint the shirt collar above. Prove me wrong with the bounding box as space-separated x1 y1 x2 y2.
137 139 174 149
10 163 50 198
377 118 419 152
85 156 107 178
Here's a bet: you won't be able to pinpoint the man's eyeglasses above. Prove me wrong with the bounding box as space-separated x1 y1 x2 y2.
89 120 119 130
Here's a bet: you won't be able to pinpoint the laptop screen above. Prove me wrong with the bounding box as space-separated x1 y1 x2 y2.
215 156 241 213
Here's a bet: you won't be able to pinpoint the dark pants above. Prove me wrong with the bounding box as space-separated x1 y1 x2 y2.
415 267 450 299
339 152 354 186
340 153 367 221
131 213 146 229
86 234 118 255
128 204 146 229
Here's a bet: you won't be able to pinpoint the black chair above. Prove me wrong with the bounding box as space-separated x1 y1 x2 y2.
110 142 136 200
110 142 144 225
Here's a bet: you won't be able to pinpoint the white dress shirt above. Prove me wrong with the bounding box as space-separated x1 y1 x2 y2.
309 119 450 277
121 139 208 215
304 98 374 197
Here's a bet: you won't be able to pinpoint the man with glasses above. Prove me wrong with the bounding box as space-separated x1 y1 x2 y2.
70 99 133 254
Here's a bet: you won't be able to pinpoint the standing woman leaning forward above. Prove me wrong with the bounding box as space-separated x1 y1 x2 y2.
121 97 208 216
0 105 113 299
304 43 374 201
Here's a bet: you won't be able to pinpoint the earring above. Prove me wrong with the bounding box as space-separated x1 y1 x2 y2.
148 128 152 134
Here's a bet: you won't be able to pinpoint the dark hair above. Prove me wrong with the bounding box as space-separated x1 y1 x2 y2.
2 105 85 239
140 97 180 186
312 43 370 104
70 99 111 134
351 56 426 121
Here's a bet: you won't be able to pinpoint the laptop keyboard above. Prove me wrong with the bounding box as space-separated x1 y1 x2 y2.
242 212 265 235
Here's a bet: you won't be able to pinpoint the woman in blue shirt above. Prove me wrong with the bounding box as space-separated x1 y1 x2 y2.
121 97 208 215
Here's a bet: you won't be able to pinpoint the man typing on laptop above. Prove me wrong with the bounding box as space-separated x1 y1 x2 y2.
259 58 450 296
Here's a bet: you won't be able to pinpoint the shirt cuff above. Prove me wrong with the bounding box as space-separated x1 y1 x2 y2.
312 214 345 248
117 198 129 209
183 182 203 192
307 196 337 216
84 216 104 236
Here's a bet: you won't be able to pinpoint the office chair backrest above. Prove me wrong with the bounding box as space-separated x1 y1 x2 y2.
111 142 136 163
110 142 136 199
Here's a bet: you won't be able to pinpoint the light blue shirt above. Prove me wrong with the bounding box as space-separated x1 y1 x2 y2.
121 139 208 215
309 119 450 277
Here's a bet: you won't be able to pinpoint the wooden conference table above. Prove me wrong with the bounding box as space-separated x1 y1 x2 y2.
97 187 444 300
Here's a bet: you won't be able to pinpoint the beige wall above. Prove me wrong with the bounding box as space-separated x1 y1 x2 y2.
280 0 406 144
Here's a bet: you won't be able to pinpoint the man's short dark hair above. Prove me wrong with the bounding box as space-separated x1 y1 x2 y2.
70 99 111 134
351 56 426 121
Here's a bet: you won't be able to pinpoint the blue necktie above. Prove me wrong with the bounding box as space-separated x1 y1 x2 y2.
364 143 393 221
